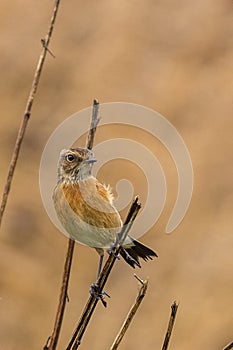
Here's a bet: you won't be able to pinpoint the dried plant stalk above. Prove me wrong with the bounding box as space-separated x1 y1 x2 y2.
0 0 61 228
162 301 179 350
223 342 233 350
44 239 75 350
110 275 148 350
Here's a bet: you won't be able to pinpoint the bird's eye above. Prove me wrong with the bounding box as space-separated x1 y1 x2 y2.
66 154 75 162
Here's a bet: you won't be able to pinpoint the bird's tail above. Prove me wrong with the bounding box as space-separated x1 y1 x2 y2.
120 240 158 268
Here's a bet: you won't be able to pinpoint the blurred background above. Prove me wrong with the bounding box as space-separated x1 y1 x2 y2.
0 0 232 349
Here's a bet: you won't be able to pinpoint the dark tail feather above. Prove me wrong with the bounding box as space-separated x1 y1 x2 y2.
120 248 141 268
120 240 158 269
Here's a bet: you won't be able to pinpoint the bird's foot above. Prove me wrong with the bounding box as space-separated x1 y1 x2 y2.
90 283 110 307
107 244 120 259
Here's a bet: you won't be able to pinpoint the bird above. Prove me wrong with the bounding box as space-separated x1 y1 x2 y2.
53 147 157 278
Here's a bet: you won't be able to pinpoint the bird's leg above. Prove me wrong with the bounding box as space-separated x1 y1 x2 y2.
107 225 128 258
90 249 110 307
107 246 120 259
107 238 121 259
97 253 104 278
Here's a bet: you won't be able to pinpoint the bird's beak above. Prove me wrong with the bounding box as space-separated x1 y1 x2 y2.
83 157 97 164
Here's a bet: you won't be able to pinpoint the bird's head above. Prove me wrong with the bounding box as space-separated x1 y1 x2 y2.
58 147 96 183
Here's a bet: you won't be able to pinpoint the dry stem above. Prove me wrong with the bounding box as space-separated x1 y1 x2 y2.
110 275 148 350
0 0 61 228
44 239 75 350
162 301 179 350
223 342 233 350
86 98 100 150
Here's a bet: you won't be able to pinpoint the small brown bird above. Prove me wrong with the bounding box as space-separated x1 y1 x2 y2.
53 147 157 276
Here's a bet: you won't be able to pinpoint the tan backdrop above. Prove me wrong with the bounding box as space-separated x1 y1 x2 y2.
0 1 232 349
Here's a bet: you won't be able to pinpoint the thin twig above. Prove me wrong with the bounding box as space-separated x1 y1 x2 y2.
162 301 179 350
110 275 148 350
223 342 233 350
41 39 56 58
86 99 100 150
45 239 75 350
66 197 141 350
0 0 61 228
44 99 100 350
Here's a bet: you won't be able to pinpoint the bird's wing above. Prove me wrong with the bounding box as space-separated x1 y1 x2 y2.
95 182 114 204
58 181 122 230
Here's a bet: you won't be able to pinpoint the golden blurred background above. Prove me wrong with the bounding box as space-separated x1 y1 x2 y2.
0 0 232 349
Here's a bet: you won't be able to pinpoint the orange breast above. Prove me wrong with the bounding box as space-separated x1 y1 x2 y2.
53 177 122 230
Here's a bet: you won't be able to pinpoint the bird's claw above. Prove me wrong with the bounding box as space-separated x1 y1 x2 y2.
107 245 120 259
90 283 110 307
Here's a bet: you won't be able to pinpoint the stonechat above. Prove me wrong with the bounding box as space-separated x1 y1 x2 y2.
53 147 157 275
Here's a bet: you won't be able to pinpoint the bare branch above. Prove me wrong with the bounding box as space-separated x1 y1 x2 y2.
86 99 100 150
162 301 179 350
45 239 75 350
110 275 148 350
66 197 141 350
41 39 56 58
0 0 61 228
223 342 233 350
